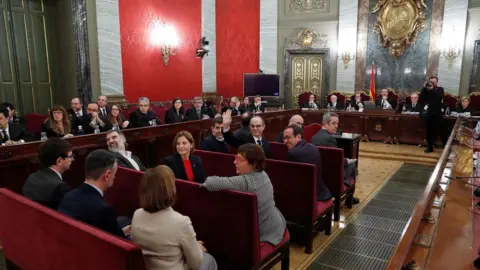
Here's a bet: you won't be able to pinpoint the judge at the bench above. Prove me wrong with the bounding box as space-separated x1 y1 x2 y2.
375 88 397 110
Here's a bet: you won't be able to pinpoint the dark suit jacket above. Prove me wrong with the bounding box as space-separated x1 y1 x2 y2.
302 102 321 109
222 129 271 157
286 140 331 201
128 109 161 128
98 106 111 118
58 183 126 238
326 102 344 110
238 104 250 114
233 126 251 141
165 108 184 124
112 152 146 171
221 106 241 116
351 100 364 110
68 108 87 130
455 105 478 115
184 107 210 121
200 134 230 154
311 129 338 147
163 154 206 183
375 97 397 110
249 104 265 113
405 103 422 112
41 120 72 138
2 123 32 143
22 168 71 209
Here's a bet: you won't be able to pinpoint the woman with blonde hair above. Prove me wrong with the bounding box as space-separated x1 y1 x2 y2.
131 165 217 270
42 105 74 139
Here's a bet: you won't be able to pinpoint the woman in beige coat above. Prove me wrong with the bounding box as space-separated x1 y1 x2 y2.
131 165 217 270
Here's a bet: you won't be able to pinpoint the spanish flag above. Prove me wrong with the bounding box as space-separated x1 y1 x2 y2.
369 63 375 98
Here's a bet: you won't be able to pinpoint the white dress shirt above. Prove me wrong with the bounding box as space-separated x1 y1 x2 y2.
1 125 24 143
253 135 263 146
50 167 63 180
120 151 141 171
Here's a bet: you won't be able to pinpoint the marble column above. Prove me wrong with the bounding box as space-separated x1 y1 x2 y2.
437 0 469 94
94 0 124 100
202 0 217 93
355 0 369 91
336 0 358 92
72 0 92 105
259 0 278 75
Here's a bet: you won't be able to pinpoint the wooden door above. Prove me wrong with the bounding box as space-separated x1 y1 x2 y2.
290 54 323 108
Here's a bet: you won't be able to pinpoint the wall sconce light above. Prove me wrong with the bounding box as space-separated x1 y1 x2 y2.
150 21 178 66
442 47 461 69
196 37 210 59
339 52 355 69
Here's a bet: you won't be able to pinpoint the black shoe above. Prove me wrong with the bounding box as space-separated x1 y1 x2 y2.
352 197 360 205
424 148 433 153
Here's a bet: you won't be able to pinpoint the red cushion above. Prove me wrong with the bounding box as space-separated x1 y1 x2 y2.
195 150 236 177
315 199 334 219
259 230 290 260
104 167 144 217
341 177 355 193
304 123 322 143
269 142 288 161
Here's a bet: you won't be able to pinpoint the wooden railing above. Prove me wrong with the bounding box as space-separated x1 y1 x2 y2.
386 117 462 269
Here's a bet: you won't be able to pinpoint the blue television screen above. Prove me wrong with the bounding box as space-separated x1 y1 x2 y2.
243 74 280 96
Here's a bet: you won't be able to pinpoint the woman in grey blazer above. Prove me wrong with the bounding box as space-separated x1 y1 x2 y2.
201 143 286 245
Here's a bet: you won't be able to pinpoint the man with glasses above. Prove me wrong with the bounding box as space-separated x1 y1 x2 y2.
23 138 74 209
221 109 271 157
128 97 161 128
185 96 211 121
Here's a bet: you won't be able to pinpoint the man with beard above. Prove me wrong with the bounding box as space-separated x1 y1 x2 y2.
106 130 146 171
200 117 230 154
128 97 162 128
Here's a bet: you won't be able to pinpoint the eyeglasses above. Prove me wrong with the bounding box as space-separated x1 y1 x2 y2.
139 104 149 107
250 124 263 129
65 154 75 160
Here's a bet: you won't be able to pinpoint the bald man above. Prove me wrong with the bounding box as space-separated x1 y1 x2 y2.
277 115 304 142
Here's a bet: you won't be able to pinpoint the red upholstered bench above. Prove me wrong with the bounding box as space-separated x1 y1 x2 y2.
0 188 145 270
304 123 322 142
265 159 332 254
104 167 289 269
317 146 355 222
197 149 332 254
175 180 290 270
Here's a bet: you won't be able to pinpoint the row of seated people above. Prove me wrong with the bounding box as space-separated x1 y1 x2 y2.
18 111 356 265
0 94 267 145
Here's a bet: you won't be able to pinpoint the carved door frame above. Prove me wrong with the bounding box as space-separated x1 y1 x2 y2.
470 40 480 93
284 48 330 108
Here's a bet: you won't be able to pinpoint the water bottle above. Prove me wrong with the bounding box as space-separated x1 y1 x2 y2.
112 124 119 131
40 132 48 141
402 105 406 113
76 126 84 135
445 107 450 116
327 103 331 111
94 125 100 134
152 119 157 126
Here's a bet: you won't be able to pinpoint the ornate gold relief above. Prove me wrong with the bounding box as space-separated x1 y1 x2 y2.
286 29 328 49
291 55 323 107
372 0 428 57
288 0 330 14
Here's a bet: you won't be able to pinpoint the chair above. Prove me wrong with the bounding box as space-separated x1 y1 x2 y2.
104 167 144 217
24 113 47 135
304 123 323 143
0 188 145 270
298 92 315 108
387 88 399 109
195 150 236 177
469 92 480 110
444 93 459 110
327 91 346 108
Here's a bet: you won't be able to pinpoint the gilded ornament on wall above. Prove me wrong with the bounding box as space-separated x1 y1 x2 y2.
286 29 328 49
372 0 428 57
288 0 329 14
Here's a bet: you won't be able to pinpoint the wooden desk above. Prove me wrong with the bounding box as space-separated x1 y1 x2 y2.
303 110 457 145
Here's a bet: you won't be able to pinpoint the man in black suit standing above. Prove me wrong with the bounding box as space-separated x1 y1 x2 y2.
58 149 130 238
311 112 359 204
283 124 331 201
419 78 447 153
0 105 31 145
185 96 211 121
200 117 230 154
22 138 73 209
221 110 271 157
106 130 146 171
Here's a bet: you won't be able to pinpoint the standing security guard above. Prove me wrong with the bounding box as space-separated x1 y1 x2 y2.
419 77 448 153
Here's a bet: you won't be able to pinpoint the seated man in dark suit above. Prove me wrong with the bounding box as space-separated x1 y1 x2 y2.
2 102 25 125
375 88 397 109
0 105 32 145
249 95 265 114
185 96 211 121
221 96 241 116
58 149 129 239
405 93 422 112
326 94 344 110
234 111 253 140
78 103 112 134
221 110 271 157
302 94 320 109
311 112 359 204
106 130 146 171
128 97 162 128
22 138 73 209
277 114 304 142
351 92 365 111
200 117 230 154
283 124 331 201
68 97 88 131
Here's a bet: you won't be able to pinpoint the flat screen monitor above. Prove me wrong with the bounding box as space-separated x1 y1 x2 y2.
243 74 280 97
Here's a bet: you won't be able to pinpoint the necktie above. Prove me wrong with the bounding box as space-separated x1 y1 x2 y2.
256 139 262 146
1 130 8 142
102 108 106 116
197 110 201 119
76 111 81 117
